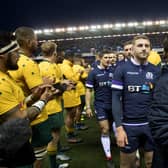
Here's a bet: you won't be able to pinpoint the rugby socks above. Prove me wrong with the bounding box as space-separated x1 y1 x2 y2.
34 147 47 161
65 125 75 138
47 142 58 168
65 125 74 133
101 134 112 160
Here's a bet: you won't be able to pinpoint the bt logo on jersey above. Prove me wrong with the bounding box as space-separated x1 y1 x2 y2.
128 83 153 93
128 85 141 92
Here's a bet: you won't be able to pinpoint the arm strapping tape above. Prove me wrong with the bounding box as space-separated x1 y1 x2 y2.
32 100 46 112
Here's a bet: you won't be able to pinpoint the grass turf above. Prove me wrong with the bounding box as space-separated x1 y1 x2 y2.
44 114 120 168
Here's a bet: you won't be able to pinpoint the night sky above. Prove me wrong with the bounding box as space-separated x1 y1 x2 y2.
0 0 168 31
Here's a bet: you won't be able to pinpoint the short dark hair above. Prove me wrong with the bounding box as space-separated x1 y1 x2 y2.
15 27 35 47
99 49 112 58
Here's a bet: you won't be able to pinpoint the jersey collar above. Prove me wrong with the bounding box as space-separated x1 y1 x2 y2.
131 57 148 66
97 65 110 70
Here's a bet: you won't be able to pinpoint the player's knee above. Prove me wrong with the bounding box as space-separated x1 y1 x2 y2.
144 152 153 168
101 127 109 135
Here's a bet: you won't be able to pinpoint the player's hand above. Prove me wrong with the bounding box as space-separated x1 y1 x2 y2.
62 80 75 91
78 69 84 75
62 79 71 85
86 108 93 118
42 76 55 85
31 84 52 101
85 67 91 73
40 87 59 102
116 126 128 147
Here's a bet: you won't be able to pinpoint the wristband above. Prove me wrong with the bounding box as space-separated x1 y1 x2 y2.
32 100 46 112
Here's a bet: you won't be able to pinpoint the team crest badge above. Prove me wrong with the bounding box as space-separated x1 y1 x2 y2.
146 72 153 80
109 73 113 78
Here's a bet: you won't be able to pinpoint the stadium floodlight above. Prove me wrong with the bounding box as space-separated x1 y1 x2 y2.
43 29 49 33
103 24 113 29
159 20 166 25
90 25 98 30
150 32 160 35
66 38 74 41
127 22 138 27
121 23 126 27
84 36 93 39
114 34 121 37
93 36 102 39
143 32 151 35
142 21 153 26
55 28 65 33
115 23 122 28
155 20 166 25
122 34 128 36
39 40 46 43
56 39 64 41
34 18 168 35
48 39 55 42
161 31 168 34
67 27 77 32
103 35 112 38
155 21 160 25
79 26 89 31
115 23 126 28
96 25 101 29
75 37 83 40
35 30 43 34
43 29 54 33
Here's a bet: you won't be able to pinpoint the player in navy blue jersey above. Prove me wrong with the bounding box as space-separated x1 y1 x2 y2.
91 57 100 69
112 35 160 168
85 50 116 168
109 52 117 68
123 40 133 61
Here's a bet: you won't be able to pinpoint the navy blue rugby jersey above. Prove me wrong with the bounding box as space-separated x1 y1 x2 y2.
112 58 160 123
86 65 116 107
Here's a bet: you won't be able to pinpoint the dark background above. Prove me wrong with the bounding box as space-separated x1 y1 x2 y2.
0 0 167 31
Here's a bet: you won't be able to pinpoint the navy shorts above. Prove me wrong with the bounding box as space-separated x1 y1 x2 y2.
94 106 113 121
121 124 155 153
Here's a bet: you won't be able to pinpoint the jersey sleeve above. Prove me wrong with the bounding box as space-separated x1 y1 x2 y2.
85 70 95 88
62 65 79 82
22 59 43 89
111 65 124 127
112 65 124 90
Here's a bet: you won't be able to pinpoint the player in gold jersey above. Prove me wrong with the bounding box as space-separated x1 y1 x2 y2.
8 27 55 168
39 42 70 168
60 50 83 143
0 32 55 167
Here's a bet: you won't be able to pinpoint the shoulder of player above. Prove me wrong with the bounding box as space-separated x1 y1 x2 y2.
115 61 128 72
0 75 14 92
147 62 161 72
18 54 38 67
39 60 51 67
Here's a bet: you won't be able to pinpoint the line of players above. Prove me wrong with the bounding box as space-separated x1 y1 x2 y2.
0 27 163 168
